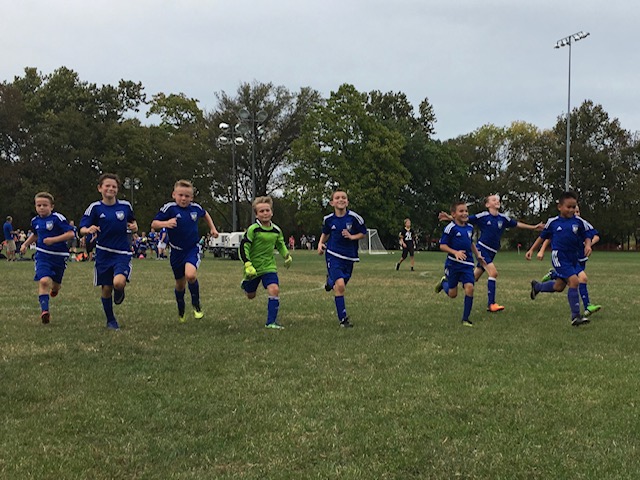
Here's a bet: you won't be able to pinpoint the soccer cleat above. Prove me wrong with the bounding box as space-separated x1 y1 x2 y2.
395 262 400 271
339 317 353 328
50 289 59 298
487 303 505 313
461 319 474 327
193 306 204 319
583 304 601 317
435 276 446 294
113 289 125 305
40 311 50 324
571 316 590 327
541 269 555 282
410 267 414 272
530 280 539 300
178 313 186 324
265 323 285 330
324 275 332 292
106 319 120 330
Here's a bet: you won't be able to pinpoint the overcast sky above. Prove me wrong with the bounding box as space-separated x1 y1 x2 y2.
2 0 638 140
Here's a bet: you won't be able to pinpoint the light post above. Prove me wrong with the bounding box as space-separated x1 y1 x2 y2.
237 108 268 220
217 123 245 231
123 177 141 208
555 30 590 191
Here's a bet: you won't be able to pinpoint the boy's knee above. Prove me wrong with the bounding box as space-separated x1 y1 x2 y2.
246 292 256 300
267 285 280 296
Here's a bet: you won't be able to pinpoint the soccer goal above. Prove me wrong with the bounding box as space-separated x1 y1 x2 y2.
359 229 389 254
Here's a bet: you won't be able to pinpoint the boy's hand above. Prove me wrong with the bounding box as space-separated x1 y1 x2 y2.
341 229 352 239
317 243 326 255
43 238 54 246
244 262 257 278
20 244 27 255
536 251 545 261
525 250 533 261
534 222 545 231
477 254 487 267
210 228 219 239
453 250 467 261
438 211 452 222
165 218 178 229
284 254 293 269
584 245 592 257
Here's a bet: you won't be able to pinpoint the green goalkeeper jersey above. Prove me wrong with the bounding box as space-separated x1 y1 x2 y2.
239 221 289 277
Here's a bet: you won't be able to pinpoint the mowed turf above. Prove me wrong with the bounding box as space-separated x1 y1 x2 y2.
1 250 639 479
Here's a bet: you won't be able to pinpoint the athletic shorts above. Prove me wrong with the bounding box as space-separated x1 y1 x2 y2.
401 243 415 259
326 254 355 289
551 251 581 280
476 244 497 268
5 240 16 253
34 253 67 285
444 262 475 287
94 250 132 286
170 245 201 280
242 272 279 294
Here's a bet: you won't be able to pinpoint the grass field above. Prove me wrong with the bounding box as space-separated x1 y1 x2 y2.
1 250 640 479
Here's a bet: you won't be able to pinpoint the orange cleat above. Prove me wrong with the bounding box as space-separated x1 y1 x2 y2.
487 303 505 313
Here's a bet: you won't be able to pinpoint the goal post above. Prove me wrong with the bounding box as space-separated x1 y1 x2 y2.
358 229 389 255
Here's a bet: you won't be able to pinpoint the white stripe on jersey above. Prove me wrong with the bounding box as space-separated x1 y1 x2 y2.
35 247 70 257
477 241 497 254
96 245 133 255
83 201 102 216
326 249 360 262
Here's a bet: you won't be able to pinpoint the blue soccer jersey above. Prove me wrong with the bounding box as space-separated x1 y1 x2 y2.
440 222 475 268
153 202 206 251
322 210 367 262
31 212 75 258
80 200 135 255
468 211 518 254
578 218 598 264
540 215 589 267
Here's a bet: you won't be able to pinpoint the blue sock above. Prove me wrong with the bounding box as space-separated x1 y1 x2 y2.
188 280 200 308
267 296 280 325
579 283 590 308
175 289 186 316
487 277 496 305
39 294 49 312
335 295 347 321
539 281 556 293
101 297 116 322
568 287 580 318
442 280 450 295
463 295 473 321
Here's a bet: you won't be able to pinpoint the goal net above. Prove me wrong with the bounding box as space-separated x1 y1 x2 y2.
359 229 388 254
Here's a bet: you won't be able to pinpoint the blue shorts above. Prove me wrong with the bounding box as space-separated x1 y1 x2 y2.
170 245 201 280
94 250 132 286
551 251 581 280
34 253 67 284
444 262 475 287
476 244 497 268
326 254 355 289
242 272 279 294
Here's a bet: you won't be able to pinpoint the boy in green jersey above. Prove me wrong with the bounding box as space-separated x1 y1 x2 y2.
240 196 293 329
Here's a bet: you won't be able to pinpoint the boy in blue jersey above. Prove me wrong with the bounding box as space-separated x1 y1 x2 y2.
80 174 138 330
20 192 76 324
317 190 367 328
525 192 593 326
439 194 543 312
435 201 486 327
151 179 219 323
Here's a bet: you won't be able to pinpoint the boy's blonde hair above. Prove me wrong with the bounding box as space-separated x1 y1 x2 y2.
35 192 55 204
252 196 273 213
174 179 194 191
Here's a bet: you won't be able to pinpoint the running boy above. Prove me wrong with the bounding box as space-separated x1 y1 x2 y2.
80 173 138 330
395 218 416 271
525 192 593 326
239 196 292 329
317 190 367 328
152 179 219 323
20 192 76 324
435 201 486 326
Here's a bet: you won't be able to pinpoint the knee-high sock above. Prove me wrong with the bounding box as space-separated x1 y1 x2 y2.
568 287 580 318
39 294 49 312
335 295 347 321
539 280 556 293
188 280 200 307
463 295 473 321
487 277 496 305
175 289 186 315
101 297 115 322
579 283 590 308
442 280 450 295
267 296 280 325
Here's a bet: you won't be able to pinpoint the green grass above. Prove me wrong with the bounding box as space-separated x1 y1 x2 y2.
1 250 640 479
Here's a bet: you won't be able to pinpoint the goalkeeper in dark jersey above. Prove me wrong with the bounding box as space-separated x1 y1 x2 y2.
239 196 292 329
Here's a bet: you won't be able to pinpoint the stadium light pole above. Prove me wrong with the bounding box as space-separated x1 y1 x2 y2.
238 108 268 221
123 177 140 209
555 30 590 192
217 122 245 232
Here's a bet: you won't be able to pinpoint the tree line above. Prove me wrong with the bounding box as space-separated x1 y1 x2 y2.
1 67 639 249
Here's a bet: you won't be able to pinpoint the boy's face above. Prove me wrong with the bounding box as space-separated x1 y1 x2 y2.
452 204 469 223
558 197 578 218
404 219 411 228
172 186 194 208
98 178 119 201
35 198 53 217
486 195 501 210
255 203 273 224
330 191 349 211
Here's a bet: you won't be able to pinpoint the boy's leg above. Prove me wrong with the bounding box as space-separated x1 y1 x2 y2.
566 275 586 325
185 263 203 318
265 280 282 328
101 285 119 329
462 282 474 326
175 277 187 323
38 276 53 323
113 274 127 305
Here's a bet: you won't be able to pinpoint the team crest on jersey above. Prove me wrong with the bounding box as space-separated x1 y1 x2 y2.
116 211 125 221
497 220 503 229
46 221 54 231
572 224 579 234
346 222 352 232
176 213 182 218
468 231 472 238
190 212 198 221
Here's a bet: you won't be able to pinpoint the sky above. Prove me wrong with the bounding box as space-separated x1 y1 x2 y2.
2 0 638 140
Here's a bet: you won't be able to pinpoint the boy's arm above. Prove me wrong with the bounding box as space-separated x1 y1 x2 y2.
438 212 453 222
317 233 330 254
591 234 600 247
20 233 37 253
43 230 75 246
472 243 486 267
516 220 545 231
525 236 544 261
128 220 138 233
537 238 551 260
203 212 219 238
583 237 593 258
439 243 467 261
